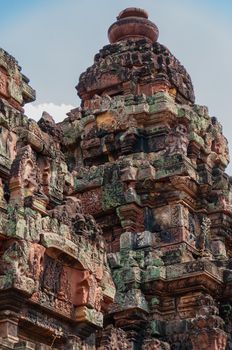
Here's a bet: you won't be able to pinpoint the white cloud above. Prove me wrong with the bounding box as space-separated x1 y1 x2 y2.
24 102 75 123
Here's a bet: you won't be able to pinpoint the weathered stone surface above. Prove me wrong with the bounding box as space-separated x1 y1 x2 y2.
0 6 231 350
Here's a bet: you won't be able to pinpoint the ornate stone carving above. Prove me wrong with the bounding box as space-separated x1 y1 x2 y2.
0 5 231 350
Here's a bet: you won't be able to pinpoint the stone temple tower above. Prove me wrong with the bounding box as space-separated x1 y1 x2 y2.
0 6 232 350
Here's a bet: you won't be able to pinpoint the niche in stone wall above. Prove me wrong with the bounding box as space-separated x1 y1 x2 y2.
0 66 8 98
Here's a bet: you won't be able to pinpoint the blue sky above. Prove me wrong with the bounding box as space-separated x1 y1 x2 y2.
202 0 232 18
0 0 51 26
0 1 232 172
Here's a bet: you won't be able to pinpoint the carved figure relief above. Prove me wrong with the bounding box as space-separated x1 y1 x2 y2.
0 127 16 161
0 67 8 97
166 124 189 155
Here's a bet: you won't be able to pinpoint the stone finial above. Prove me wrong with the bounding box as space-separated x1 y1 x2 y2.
108 7 159 44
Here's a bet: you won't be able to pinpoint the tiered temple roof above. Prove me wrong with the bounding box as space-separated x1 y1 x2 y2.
0 7 231 350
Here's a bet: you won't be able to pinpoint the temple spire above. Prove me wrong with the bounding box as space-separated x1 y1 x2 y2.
108 7 159 44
